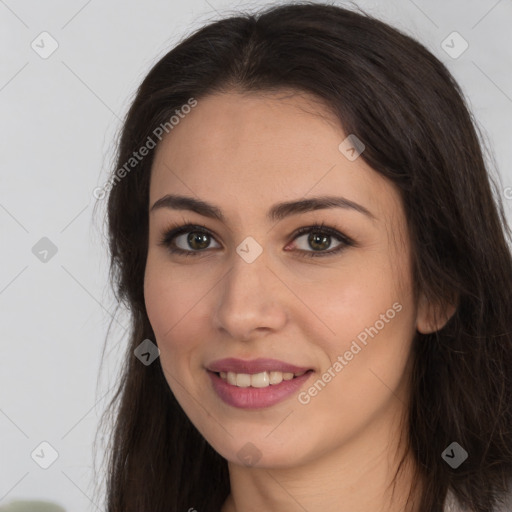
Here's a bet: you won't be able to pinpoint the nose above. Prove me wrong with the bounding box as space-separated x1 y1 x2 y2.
212 248 288 342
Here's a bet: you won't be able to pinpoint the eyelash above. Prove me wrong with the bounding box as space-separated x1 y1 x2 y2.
157 220 356 259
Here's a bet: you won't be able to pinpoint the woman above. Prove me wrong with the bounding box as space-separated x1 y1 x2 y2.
97 3 512 511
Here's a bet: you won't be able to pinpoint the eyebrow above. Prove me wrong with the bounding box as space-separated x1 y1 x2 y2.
150 194 376 223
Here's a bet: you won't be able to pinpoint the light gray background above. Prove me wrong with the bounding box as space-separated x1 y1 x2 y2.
1 0 511 510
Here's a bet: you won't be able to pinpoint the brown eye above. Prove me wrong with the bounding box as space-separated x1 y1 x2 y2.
291 224 354 258
184 232 211 251
158 224 221 257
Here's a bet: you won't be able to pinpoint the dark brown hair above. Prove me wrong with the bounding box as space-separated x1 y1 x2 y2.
95 2 512 511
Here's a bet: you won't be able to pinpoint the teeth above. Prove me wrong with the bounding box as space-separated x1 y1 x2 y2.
220 370 307 388
236 373 251 387
249 371 269 388
269 371 283 385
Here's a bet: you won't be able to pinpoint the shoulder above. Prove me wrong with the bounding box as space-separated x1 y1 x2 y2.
444 482 512 512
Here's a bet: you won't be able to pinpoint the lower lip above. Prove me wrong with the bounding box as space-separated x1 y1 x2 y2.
207 370 313 409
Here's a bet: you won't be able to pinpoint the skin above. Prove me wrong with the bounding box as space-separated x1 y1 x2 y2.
144 90 454 512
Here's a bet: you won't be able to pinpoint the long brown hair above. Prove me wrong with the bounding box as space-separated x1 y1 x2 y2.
94 2 512 511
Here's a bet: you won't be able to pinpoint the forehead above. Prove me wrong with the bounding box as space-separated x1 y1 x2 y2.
149 91 402 225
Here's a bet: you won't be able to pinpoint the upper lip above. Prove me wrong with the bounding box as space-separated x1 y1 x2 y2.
207 358 312 374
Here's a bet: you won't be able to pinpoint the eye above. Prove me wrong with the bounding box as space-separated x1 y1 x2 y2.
158 221 355 258
289 222 355 258
158 223 220 257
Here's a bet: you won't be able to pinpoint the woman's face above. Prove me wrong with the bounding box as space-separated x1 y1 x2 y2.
144 90 428 469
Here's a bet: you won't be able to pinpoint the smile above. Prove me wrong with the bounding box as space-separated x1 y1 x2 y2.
206 358 314 409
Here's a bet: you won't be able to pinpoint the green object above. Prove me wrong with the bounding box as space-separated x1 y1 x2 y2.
0 501 66 512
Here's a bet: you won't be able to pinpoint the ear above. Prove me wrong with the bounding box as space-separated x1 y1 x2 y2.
416 292 458 334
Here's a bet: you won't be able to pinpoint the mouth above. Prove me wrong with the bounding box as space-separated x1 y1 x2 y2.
206 358 314 409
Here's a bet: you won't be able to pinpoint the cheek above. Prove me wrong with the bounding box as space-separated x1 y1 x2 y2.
321 306 415 420
143 260 204 358
291 309 415 450
303 250 417 398
302 253 409 341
